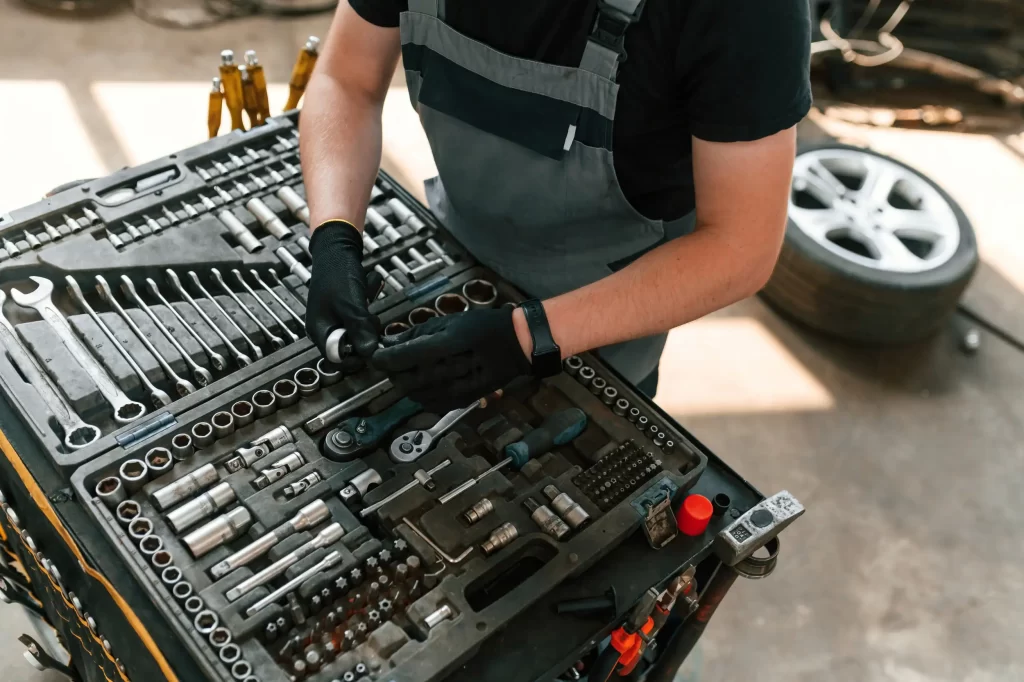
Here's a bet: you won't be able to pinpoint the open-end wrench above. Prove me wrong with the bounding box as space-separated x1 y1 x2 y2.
231 269 299 343
64 277 172 409
252 270 304 329
186 271 263 361
165 270 252 368
209 268 285 351
390 390 502 463
119 276 214 387
0 290 100 449
94 276 196 398
10 277 146 424
144 278 227 372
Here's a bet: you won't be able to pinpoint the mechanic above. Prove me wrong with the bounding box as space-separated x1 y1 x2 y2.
300 0 811 411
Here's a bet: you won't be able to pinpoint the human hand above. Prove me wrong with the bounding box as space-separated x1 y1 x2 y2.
373 307 533 412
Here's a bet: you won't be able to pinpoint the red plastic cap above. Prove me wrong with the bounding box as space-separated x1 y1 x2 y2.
677 494 713 536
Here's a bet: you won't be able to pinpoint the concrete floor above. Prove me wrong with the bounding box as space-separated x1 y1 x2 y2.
2 3 1024 681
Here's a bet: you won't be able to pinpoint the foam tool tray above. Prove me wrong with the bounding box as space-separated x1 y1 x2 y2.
0 111 471 474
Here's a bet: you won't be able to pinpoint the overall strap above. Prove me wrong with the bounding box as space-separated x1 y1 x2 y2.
408 0 445 19
579 0 646 80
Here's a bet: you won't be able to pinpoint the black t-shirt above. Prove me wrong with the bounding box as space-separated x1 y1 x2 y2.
351 0 812 221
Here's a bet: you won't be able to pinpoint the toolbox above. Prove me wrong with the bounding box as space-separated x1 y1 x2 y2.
0 111 802 682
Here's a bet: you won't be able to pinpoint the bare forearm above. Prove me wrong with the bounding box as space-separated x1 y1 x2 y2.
300 78 383 232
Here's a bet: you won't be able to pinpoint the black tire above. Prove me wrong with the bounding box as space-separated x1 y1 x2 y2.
760 141 978 345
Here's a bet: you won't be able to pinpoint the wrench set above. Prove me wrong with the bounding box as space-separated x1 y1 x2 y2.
0 112 758 682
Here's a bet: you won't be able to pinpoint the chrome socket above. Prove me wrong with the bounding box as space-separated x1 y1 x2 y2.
654 432 666 447
294 367 320 397
96 477 126 509
172 580 193 601
209 626 232 648
424 604 453 629
578 366 595 387
231 400 255 428
166 481 236 533
152 463 219 511
115 500 141 527
315 358 341 386
138 534 164 557
195 610 219 636
245 197 292 240
151 550 173 570
217 210 263 253
636 415 649 431
273 379 299 408
524 499 570 540
191 421 215 448
182 507 252 558
212 411 236 440
463 498 494 525
434 293 469 316
184 596 205 616
119 459 149 494
408 307 438 326
171 433 194 462
144 447 174 477
602 386 618 406
543 485 590 529
664 440 675 453
219 643 242 665
383 321 410 336
127 517 153 543
231 661 252 680
462 279 498 308
252 389 277 418
590 376 607 396
481 522 518 555
627 407 640 423
160 566 183 587
613 397 629 417
564 355 583 377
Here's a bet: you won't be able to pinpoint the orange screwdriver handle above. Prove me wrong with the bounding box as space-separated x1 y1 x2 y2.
207 77 224 139
284 36 320 111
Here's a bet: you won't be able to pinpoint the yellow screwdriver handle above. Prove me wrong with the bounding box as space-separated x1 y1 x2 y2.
219 50 246 131
240 65 262 128
245 50 272 123
284 36 320 111
208 77 224 139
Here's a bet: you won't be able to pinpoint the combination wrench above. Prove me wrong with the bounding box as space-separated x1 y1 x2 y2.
10 276 146 424
390 390 502 462
165 270 252 368
231 269 299 343
186 271 263 361
144 278 227 372
95 276 196 397
64 276 172 409
209 269 285 351
0 290 100 449
257 270 305 329
119 276 214 387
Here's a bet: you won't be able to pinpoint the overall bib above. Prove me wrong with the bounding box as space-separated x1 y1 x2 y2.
400 0 695 385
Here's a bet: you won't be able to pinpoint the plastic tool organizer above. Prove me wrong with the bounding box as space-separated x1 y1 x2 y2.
1 112 721 682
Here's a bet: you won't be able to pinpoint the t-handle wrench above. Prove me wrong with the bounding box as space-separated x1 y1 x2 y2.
0 290 100 449
165 270 251 368
65 276 173 409
119 276 214 387
10 276 146 424
144 277 227 372
94 276 196 398
390 391 502 462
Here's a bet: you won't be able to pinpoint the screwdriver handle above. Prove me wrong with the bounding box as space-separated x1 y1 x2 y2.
504 408 587 469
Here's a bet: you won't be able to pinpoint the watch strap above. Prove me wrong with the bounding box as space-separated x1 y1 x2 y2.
520 299 562 377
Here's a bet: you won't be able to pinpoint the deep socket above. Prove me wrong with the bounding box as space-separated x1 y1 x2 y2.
144 447 173 477
408 307 438 326
119 459 149 494
245 197 293 240
434 293 469 316
231 400 255 428
543 485 590 529
166 481 236 533
191 421 215 448
182 507 252 558
212 411 236 439
462 279 498 308
273 379 299 408
127 517 153 542
95 477 126 509
384 321 410 336
209 499 328 579
316 359 341 386
294 367 320 397
252 389 277 418
115 500 141 527
152 463 219 511
171 433 194 462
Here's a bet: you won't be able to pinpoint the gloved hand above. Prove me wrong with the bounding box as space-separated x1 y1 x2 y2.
305 220 380 359
373 307 533 412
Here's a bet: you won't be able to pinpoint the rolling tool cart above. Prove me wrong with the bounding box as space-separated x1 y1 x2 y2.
0 111 803 682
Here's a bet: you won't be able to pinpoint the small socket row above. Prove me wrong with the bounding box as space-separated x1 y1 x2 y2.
0 209 98 261
383 279 499 335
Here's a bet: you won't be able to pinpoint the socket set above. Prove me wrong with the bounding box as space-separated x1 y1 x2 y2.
1 111 794 682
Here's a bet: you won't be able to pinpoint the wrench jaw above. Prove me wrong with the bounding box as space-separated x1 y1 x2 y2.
113 401 147 424
173 379 197 398
194 367 215 386
149 388 174 409
64 423 101 450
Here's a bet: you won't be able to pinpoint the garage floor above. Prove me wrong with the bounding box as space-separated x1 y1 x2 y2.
2 4 1024 681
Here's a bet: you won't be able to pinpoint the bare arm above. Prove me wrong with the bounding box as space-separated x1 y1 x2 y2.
515 128 796 357
300 3 401 232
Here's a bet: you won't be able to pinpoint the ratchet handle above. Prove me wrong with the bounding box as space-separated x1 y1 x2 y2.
363 397 423 445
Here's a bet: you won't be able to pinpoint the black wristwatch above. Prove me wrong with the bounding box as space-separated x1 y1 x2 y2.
519 299 562 378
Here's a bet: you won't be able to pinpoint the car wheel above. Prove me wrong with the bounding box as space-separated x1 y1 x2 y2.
761 141 978 344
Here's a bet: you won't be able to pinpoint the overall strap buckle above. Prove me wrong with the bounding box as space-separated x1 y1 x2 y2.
590 0 645 60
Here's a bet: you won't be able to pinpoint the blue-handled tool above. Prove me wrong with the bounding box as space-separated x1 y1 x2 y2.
322 397 422 461
438 408 588 504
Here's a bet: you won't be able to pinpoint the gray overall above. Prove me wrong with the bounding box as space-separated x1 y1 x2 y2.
400 0 695 385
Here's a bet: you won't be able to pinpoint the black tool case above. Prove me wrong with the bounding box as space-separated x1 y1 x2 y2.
0 112 797 682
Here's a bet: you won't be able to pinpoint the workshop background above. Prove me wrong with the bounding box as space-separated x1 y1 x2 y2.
2 0 1024 680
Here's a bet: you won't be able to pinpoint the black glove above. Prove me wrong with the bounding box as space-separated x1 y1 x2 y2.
373 307 533 412
305 220 380 358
